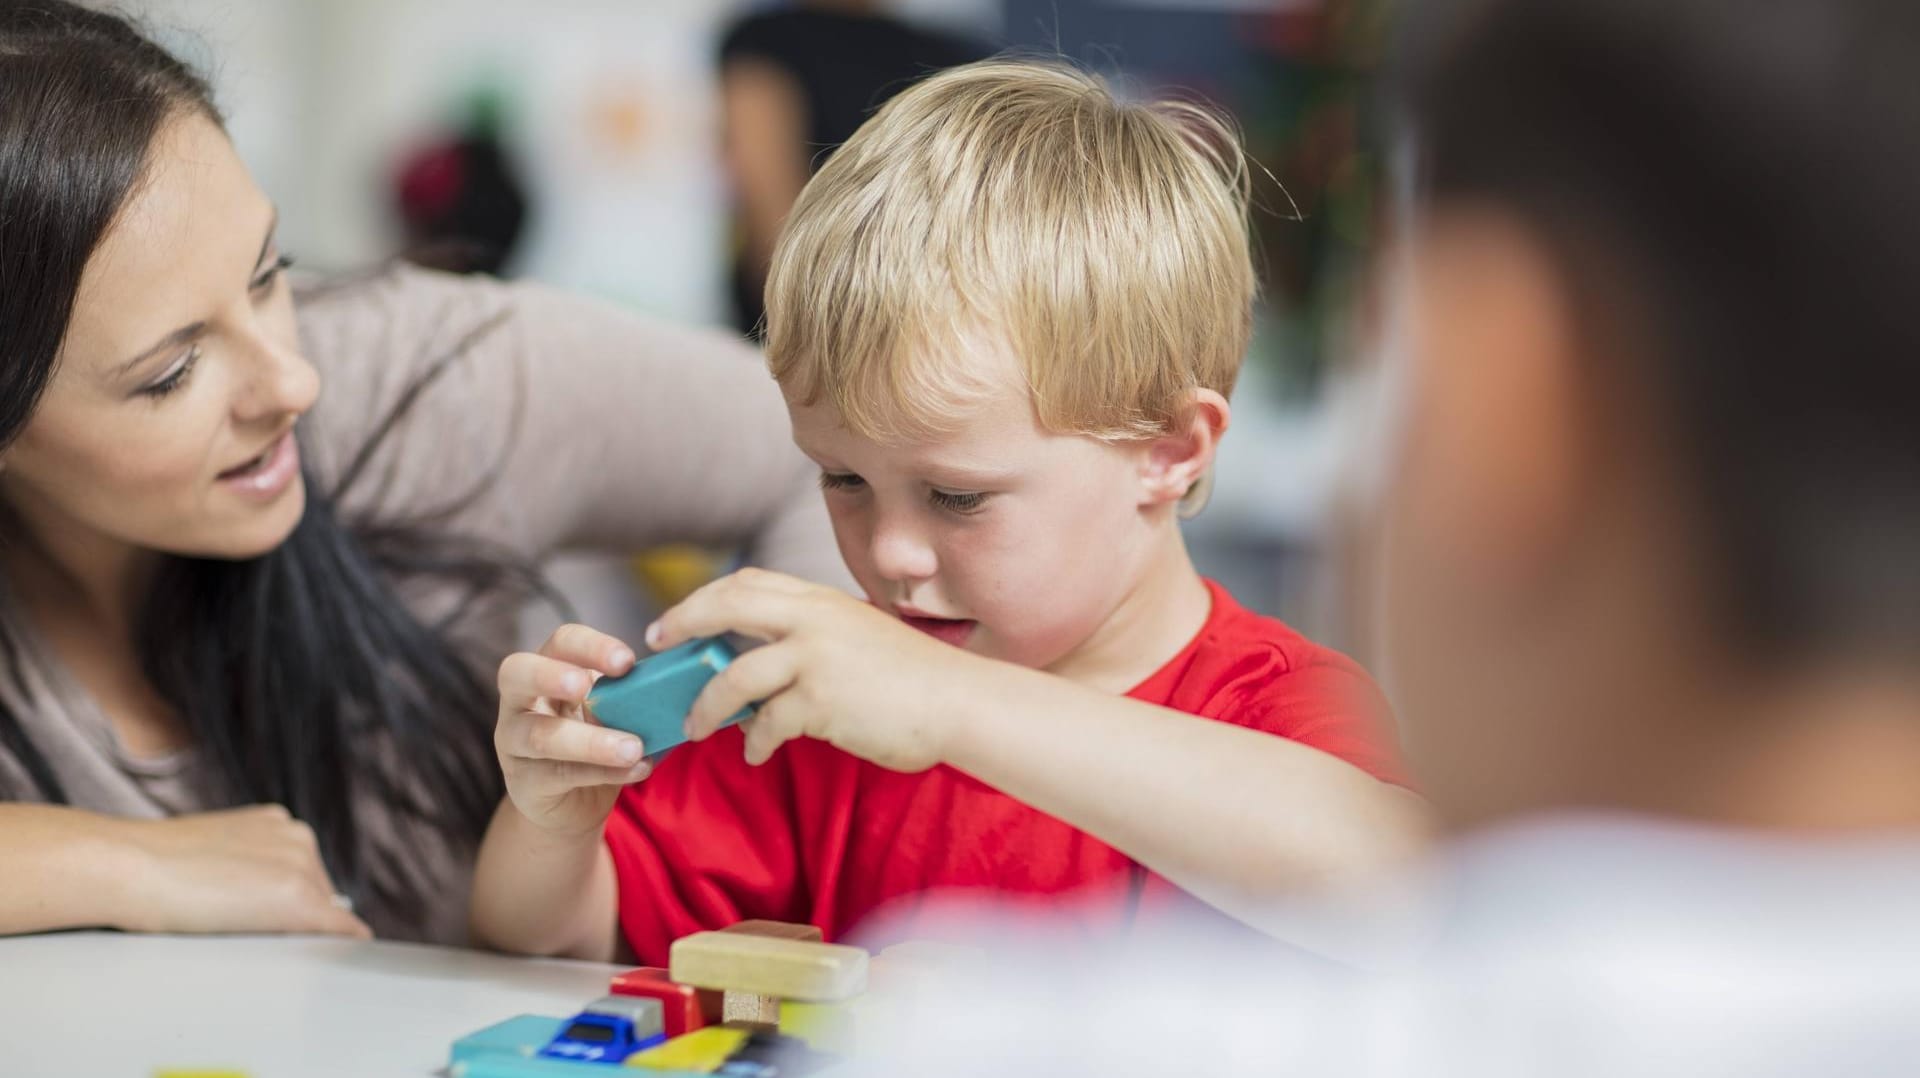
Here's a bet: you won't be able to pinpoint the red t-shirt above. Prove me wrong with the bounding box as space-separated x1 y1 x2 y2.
604 579 1403 963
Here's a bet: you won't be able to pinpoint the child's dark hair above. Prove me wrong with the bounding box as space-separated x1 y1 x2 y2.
1398 0 1920 660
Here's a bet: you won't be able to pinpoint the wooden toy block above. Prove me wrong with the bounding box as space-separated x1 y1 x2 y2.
722 919 824 943
586 637 751 758
458 1054 680 1078
722 990 782 1027
623 1026 751 1072
668 931 869 1002
777 1001 855 1054
449 1015 565 1065
722 921 828 1020
610 966 713 1037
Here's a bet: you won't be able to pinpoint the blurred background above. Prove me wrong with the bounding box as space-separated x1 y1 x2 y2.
120 0 1388 651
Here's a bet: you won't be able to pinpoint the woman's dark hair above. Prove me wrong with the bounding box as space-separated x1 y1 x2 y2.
1397 0 1920 660
0 1 537 929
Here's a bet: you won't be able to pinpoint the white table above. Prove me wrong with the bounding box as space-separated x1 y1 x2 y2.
0 932 621 1078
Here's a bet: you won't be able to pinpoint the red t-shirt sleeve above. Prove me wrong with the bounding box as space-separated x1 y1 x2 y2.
603 726 808 964
1225 650 1408 787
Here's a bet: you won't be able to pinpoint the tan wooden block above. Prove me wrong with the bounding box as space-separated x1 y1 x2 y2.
722 919 824 944
669 931 869 1002
721 989 782 1027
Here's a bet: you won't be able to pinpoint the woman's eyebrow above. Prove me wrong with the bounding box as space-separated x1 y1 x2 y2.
117 321 206 378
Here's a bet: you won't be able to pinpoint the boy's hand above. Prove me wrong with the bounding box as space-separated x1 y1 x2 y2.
495 624 653 837
650 569 984 771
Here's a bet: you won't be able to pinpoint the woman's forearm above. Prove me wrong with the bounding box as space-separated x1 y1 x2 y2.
0 803 146 936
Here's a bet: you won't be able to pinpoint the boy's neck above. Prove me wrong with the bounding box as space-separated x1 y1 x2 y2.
1044 525 1213 694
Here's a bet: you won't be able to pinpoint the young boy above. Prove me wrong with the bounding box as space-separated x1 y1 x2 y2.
470 60 1426 964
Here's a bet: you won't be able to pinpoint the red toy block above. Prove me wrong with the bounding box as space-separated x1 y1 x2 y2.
608 966 718 1037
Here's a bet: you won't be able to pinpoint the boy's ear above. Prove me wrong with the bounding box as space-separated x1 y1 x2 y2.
1139 388 1231 508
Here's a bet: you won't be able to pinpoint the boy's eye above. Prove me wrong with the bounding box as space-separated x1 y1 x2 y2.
930 489 989 515
819 471 867 492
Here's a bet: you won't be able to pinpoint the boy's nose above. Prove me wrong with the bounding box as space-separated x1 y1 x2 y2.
868 517 938 583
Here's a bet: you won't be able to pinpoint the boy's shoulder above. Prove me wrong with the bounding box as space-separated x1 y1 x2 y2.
1133 580 1402 781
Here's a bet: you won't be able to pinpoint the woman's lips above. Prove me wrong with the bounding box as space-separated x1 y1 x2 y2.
216 430 299 500
898 614 978 648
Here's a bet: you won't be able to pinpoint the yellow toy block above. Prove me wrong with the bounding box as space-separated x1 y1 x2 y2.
779 1000 855 1054
622 1026 751 1072
669 931 868 1003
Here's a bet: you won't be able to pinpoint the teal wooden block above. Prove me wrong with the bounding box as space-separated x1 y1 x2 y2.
449 1013 713 1078
586 637 751 757
456 1047 711 1078
449 1015 563 1066
453 1054 629 1077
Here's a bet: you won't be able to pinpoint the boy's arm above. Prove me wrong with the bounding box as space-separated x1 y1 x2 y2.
469 800 623 962
659 570 1431 933
941 664 1430 928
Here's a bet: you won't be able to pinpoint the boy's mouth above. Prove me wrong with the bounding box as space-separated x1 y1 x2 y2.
897 613 978 648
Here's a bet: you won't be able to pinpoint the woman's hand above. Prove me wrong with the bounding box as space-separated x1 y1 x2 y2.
123 805 372 938
494 624 651 838
651 569 988 771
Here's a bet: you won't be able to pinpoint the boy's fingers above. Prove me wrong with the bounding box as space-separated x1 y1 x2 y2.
686 644 795 741
538 623 638 674
497 652 596 707
531 758 653 792
648 574 808 650
740 697 803 767
502 711 645 768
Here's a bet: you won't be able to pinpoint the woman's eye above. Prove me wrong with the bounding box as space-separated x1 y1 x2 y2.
139 346 201 399
819 471 867 492
252 251 295 292
930 489 989 514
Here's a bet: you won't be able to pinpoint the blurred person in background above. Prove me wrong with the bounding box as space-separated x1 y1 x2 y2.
718 0 988 337
839 0 1920 1073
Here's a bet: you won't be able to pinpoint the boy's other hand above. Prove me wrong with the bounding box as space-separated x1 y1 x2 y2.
495 624 652 837
650 568 982 771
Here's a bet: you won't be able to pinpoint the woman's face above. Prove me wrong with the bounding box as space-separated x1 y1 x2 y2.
0 112 319 561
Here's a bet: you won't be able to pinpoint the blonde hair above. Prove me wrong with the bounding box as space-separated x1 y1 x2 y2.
764 59 1256 454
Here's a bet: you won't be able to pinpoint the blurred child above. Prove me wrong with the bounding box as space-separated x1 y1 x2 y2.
471 61 1425 963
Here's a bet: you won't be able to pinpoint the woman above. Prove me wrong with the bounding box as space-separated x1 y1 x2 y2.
0 2 841 945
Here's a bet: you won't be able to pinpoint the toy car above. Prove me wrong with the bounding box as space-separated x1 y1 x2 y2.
536 995 666 1064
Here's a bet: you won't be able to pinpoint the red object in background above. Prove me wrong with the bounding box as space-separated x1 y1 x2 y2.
609 966 717 1035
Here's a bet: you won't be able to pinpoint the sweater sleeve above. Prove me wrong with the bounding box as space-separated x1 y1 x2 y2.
294 265 850 586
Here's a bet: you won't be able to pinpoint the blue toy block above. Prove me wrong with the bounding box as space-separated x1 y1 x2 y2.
586 637 752 758
449 1015 564 1066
